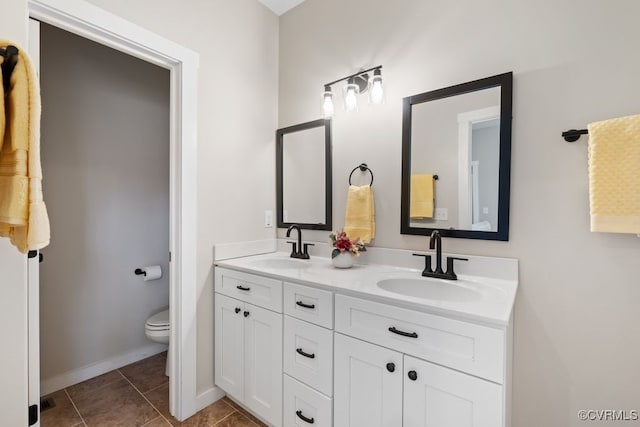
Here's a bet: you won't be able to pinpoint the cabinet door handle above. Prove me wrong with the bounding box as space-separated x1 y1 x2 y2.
234 307 241 314
296 348 316 359
296 410 315 424
243 311 250 317
408 370 418 381
386 362 396 373
388 326 418 338
296 301 315 309
236 285 251 291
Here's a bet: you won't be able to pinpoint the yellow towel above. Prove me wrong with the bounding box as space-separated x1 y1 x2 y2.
410 174 434 218
587 113 640 233
0 41 50 253
344 185 375 243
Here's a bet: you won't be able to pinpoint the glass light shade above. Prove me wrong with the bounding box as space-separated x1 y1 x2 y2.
322 90 334 118
344 80 359 112
369 75 384 104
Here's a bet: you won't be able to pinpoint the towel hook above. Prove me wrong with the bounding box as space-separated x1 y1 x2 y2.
349 163 374 186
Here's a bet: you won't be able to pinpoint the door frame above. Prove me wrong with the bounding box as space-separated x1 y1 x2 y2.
27 0 199 420
457 106 499 230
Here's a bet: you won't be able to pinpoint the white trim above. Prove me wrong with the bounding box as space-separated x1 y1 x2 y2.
214 239 277 261
194 387 226 413
27 19 42 427
457 106 499 229
27 0 199 420
40 344 168 396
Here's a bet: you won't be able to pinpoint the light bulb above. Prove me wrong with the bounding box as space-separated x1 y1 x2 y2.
344 79 358 112
322 88 334 118
369 69 384 104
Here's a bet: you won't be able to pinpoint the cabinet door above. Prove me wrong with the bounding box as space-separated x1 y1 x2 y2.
334 333 403 427
214 293 245 401
244 303 283 427
404 355 503 427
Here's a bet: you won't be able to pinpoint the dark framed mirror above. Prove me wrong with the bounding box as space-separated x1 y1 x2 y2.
401 72 512 240
276 118 332 230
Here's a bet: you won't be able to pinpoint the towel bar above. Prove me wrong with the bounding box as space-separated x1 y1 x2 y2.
562 128 588 142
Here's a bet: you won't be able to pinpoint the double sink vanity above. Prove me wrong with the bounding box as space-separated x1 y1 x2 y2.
214 70 517 426
214 243 518 427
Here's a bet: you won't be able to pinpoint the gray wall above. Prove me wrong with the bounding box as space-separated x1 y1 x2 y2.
278 1 640 426
39 24 170 381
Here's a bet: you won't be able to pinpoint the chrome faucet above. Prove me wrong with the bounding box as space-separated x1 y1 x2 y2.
286 224 313 259
413 230 468 280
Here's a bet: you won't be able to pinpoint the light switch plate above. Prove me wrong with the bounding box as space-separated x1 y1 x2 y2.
435 208 448 220
264 210 273 228
483 207 489 214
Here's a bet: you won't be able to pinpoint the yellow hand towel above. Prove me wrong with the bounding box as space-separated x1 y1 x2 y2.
587 113 640 233
410 174 434 218
344 185 375 243
0 41 50 253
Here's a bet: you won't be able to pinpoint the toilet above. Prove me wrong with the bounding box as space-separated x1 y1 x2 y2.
145 309 170 376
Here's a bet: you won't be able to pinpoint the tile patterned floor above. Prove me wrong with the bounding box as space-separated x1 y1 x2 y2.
41 352 267 427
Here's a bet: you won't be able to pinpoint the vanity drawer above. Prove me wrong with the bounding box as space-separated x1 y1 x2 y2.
335 294 505 383
284 315 333 396
284 282 333 329
284 374 332 427
215 267 282 312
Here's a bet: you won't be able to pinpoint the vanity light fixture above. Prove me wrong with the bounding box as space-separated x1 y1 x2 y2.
322 65 383 117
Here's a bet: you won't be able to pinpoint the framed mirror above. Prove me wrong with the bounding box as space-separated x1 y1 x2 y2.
276 119 332 230
401 72 512 240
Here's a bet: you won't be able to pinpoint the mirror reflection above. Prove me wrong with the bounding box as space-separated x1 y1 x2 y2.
276 119 332 230
401 73 512 240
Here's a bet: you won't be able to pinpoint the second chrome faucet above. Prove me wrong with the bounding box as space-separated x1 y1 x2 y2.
413 230 468 280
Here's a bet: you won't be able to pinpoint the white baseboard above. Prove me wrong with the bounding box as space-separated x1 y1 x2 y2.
213 239 277 261
194 386 226 414
41 343 168 396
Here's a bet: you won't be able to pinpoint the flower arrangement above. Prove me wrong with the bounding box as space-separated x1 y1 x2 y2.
329 229 367 259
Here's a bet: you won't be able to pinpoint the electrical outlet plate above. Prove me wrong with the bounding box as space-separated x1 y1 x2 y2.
264 210 273 228
434 207 448 221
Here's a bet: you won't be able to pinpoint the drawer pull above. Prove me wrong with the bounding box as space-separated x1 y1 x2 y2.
296 300 316 309
236 285 251 291
296 410 315 424
296 348 316 359
408 370 418 381
388 326 418 338
243 311 250 317
234 307 241 314
386 362 396 373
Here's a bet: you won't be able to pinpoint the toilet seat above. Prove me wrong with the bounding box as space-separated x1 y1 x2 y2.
146 309 169 329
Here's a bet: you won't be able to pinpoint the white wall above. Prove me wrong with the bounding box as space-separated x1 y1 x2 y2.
0 4 30 424
39 24 170 382
82 0 279 394
278 1 640 426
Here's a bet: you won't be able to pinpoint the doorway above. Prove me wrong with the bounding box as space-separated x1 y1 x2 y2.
27 0 200 422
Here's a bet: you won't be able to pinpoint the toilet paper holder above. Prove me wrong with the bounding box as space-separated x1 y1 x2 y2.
134 268 147 276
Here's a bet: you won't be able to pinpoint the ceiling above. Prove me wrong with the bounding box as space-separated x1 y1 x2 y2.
258 0 307 16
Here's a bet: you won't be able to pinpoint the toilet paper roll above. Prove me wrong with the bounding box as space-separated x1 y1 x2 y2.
143 265 162 281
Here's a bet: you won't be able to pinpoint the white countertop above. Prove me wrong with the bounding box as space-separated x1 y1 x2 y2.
215 251 518 327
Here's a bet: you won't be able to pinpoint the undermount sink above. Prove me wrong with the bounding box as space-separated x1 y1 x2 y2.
249 258 310 270
377 277 480 301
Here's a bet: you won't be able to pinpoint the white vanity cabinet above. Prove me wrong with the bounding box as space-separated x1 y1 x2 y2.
282 282 335 427
214 256 515 427
334 294 509 427
214 268 283 427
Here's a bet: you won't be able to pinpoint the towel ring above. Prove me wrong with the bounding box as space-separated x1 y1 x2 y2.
349 163 374 186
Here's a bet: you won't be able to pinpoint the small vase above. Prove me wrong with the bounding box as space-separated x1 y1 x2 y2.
332 251 354 269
